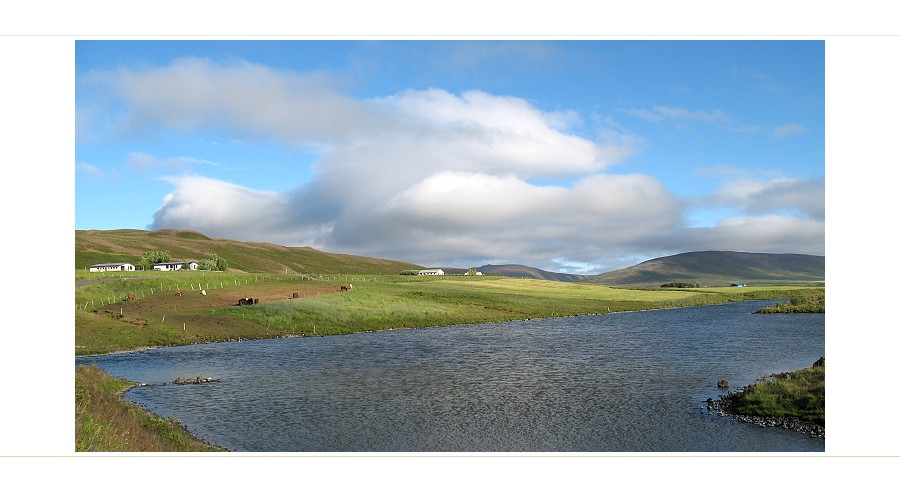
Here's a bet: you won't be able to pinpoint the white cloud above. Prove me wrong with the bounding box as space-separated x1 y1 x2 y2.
629 105 731 123
772 123 806 138
76 162 104 177
126 151 220 171
703 177 825 220
81 57 823 272
677 215 825 256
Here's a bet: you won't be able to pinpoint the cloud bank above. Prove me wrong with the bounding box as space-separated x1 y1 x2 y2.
81 57 824 273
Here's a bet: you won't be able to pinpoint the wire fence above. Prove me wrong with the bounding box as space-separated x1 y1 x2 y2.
74 272 392 311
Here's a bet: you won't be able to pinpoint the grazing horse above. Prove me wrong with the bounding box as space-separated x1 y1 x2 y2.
292 292 300 298
253 298 259 304
175 291 183 297
340 284 352 291
126 293 135 301
237 297 253 306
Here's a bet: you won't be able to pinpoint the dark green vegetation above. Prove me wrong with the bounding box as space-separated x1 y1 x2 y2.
660 282 701 288
76 229 423 274
755 290 825 313
75 365 223 452
588 251 825 287
730 359 825 426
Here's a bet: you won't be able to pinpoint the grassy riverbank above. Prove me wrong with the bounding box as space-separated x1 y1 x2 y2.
75 272 824 355
74 273 824 451
755 290 825 313
729 359 826 426
75 365 223 452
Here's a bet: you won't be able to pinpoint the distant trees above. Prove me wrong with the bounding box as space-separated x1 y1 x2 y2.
138 250 171 270
198 254 228 271
660 282 700 288
400 270 421 276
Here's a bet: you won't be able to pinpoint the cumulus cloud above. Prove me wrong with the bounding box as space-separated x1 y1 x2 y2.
674 215 825 255
703 178 825 220
82 57 823 272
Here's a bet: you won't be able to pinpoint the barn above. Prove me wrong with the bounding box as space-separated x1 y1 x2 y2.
418 269 445 276
89 262 136 272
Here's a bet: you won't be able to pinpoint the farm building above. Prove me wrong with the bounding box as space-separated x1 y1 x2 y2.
418 269 445 276
153 261 199 271
730 283 747 287
88 262 136 272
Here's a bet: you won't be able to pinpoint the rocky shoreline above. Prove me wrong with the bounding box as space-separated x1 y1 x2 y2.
706 392 825 439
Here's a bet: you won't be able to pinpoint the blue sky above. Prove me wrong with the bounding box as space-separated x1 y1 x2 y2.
75 40 824 273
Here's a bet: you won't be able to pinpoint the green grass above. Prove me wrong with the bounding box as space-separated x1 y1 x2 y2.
730 362 825 425
76 364 223 452
755 290 825 313
75 271 825 354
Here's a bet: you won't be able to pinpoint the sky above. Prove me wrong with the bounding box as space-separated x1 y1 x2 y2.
75 40 824 274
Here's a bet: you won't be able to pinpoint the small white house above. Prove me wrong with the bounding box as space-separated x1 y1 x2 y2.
89 262 136 272
153 261 199 271
418 269 445 276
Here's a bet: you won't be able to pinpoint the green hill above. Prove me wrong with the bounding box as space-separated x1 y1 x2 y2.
587 251 825 287
75 229 424 274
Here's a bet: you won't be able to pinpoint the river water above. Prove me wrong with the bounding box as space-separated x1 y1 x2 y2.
77 300 825 452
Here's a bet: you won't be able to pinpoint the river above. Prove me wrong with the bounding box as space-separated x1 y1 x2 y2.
77 300 824 452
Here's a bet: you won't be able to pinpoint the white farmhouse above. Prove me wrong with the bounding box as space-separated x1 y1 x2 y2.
418 269 445 276
89 262 136 272
153 261 199 271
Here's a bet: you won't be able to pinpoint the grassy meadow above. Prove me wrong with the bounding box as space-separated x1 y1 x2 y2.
76 270 824 355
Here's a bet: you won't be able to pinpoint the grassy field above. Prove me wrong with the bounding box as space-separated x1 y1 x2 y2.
75 364 223 452
75 271 824 355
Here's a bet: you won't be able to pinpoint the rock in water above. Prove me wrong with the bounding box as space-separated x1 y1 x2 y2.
173 377 219 385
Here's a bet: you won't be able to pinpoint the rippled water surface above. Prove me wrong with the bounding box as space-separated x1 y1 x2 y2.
78 300 824 452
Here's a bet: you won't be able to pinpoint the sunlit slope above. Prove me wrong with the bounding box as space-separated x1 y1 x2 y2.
75 229 423 274
587 251 825 287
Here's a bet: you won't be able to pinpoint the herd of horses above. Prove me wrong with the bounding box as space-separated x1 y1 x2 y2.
124 284 354 307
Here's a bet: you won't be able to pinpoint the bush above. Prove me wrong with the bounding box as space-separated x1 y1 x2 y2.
198 254 228 271
138 250 171 270
660 282 700 288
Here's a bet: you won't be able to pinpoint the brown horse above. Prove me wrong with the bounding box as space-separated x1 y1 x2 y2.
126 293 135 301
175 291 183 297
292 292 300 298
340 284 352 291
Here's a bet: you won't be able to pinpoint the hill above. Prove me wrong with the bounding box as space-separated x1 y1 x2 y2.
587 251 825 287
474 264 591 282
75 229 424 274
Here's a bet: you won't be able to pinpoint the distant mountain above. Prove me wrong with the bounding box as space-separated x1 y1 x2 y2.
438 264 593 282
586 251 825 287
75 229 424 274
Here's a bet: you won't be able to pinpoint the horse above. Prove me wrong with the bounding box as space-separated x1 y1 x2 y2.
340 284 352 291
175 291 183 297
237 297 253 306
126 293 135 301
292 292 299 298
